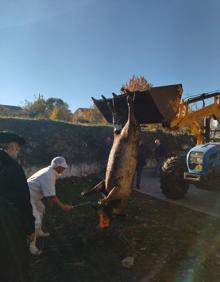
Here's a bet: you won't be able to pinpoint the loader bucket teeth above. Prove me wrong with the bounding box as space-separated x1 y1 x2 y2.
93 84 183 125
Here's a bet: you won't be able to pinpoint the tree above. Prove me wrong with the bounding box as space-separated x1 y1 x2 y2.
121 75 152 93
23 94 47 118
50 106 72 122
23 95 72 120
45 98 69 115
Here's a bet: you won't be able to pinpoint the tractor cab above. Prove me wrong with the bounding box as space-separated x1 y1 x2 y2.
184 143 220 188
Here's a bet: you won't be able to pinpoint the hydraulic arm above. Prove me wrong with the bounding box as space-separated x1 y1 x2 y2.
169 92 220 144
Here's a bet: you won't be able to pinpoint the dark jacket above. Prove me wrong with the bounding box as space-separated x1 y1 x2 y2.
137 144 147 168
0 149 35 235
155 144 166 160
0 197 30 282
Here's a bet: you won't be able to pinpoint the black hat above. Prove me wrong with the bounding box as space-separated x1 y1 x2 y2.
0 131 26 145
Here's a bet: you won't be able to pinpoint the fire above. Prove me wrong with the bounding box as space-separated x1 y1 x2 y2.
97 213 110 229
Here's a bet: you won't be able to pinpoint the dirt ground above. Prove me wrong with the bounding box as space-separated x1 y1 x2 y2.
30 176 220 282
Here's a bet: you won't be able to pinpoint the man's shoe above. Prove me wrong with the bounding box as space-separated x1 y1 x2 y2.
38 230 50 237
30 244 43 255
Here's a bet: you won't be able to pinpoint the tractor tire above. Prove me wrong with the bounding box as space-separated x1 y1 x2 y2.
160 155 189 200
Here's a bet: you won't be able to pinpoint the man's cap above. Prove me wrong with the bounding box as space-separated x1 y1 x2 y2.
0 131 26 145
51 156 68 168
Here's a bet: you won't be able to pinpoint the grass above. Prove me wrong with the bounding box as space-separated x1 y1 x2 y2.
30 176 220 282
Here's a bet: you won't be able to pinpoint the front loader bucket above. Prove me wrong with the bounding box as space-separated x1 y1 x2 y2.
92 84 182 125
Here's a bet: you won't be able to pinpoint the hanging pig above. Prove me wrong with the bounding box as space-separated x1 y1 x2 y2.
81 95 141 228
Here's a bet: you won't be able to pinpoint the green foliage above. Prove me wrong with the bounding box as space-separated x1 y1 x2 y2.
23 94 72 121
23 94 47 118
50 106 72 122
46 98 69 113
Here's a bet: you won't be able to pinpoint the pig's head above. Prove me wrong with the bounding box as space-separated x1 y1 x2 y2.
96 200 125 229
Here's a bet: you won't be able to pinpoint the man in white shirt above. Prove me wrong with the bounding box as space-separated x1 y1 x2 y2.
28 156 74 255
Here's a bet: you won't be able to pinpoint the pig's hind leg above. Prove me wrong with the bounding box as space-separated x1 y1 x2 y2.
81 180 105 197
98 185 120 204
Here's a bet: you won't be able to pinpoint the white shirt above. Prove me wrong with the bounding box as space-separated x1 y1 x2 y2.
28 166 58 201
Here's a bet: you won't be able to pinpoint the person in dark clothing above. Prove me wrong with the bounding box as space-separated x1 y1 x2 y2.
0 131 35 282
0 197 30 282
134 142 147 189
0 131 35 236
154 139 166 176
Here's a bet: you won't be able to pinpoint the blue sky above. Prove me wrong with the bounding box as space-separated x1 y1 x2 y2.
0 0 220 112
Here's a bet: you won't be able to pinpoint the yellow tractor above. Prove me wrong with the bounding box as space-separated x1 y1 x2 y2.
93 84 220 199
160 87 220 199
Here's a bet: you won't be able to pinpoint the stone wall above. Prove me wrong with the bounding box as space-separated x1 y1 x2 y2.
0 118 195 177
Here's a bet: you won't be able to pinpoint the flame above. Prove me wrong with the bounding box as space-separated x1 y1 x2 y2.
97 213 110 229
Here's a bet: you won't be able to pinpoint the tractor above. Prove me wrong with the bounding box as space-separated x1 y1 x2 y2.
160 90 220 199
93 84 220 200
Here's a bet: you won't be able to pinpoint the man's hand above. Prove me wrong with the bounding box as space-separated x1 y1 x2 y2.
81 191 85 197
49 196 74 212
62 204 74 212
